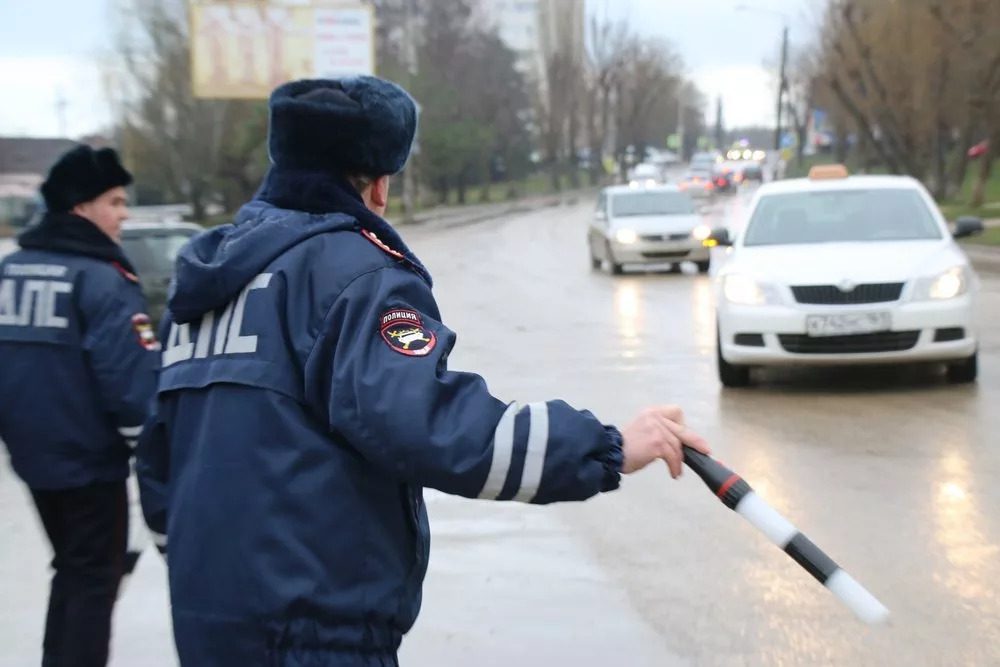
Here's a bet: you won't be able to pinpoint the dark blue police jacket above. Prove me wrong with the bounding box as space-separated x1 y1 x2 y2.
0 212 159 490
136 168 624 666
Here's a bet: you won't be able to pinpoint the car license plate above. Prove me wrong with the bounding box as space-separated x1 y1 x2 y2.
805 312 891 337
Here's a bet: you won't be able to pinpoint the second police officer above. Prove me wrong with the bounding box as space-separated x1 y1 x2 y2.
137 77 711 666
0 145 159 667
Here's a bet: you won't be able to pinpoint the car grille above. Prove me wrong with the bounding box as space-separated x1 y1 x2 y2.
640 233 690 242
791 283 904 305
778 331 920 354
640 251 690 259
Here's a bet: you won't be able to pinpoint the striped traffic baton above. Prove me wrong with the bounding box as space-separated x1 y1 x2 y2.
683 446 889 624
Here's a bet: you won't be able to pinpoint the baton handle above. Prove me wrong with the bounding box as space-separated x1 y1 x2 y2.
682 446 752 510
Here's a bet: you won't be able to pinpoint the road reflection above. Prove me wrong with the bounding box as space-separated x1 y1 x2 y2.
613 279 643 359
932 448 999 604
689 276 716 355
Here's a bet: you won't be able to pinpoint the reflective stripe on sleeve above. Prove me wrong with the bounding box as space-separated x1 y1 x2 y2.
512 402 550 503
477 402 519 499
119 425 143 438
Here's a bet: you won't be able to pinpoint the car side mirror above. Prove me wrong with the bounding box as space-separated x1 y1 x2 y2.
953 216 984 239
706 227 732 247
595 209 607 222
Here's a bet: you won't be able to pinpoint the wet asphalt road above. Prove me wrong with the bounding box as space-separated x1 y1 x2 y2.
2 189 999 666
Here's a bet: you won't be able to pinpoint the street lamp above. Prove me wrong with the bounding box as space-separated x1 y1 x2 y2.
735 3 790 152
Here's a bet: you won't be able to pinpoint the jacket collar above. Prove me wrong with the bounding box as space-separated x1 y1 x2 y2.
255 166 432 286
18 211 138 276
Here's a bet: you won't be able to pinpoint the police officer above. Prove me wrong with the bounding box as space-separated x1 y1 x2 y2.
136 77 710 666
0 145 159 667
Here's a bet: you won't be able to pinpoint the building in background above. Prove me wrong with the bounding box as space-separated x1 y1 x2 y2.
476 0 585 96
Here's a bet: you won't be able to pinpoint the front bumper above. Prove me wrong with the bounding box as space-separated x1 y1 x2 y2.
610 238 710 264
718 294 977 365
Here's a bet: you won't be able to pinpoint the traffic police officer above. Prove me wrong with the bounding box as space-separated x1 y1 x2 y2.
136 77 709 666
0 145 160 666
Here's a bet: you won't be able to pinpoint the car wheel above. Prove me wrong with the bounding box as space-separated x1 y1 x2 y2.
946 352 977 384
717 334 751 387
696 260 711 274
588 240 601 270
605 242 624 275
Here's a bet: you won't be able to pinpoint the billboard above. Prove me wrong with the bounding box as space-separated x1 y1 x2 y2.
189 1 375 99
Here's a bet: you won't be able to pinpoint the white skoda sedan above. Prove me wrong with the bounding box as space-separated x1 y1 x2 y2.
714 165 983 387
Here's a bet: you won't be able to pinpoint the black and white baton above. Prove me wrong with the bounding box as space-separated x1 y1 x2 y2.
683 446 889 624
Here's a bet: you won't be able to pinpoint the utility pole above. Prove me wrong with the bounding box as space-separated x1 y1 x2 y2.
55 89 68 137
676 82 686 162
715 96 724 151
774 25 789 152
401 0 418 223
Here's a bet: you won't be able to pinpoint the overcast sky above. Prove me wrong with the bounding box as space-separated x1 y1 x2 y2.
0 0 815 138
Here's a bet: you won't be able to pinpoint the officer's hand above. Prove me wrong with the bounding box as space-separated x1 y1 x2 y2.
620 406 710 479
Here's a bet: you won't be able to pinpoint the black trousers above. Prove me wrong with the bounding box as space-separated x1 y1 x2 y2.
30 480 128 667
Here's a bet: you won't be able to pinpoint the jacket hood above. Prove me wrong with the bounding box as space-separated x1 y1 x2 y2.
168 167 430 324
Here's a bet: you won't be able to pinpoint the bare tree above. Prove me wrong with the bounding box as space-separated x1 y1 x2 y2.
584 16 630 185
108 0 270 220
612 37 685 176
810 0 1000 206
929 0 1000 204
783 48 815 165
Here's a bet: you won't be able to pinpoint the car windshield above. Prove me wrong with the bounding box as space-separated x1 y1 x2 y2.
632 164 658 177
121 232 196 274
743 188 942 246
611 191 696 217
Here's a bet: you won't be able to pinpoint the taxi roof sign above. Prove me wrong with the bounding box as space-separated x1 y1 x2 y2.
808 164 849 180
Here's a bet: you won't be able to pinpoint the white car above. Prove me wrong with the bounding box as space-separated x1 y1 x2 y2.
714 165 984 387
628 162 663 186
588 184 712 275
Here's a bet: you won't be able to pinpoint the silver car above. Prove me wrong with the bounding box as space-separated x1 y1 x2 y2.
587 185 712 275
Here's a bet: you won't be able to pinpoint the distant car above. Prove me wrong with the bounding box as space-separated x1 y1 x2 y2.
629 162 663 186
738 161 764 183
690 152 720 172
711 162 740 192
588 184 712 275
714 164 983 387
677 169 716 198
120 220 202 326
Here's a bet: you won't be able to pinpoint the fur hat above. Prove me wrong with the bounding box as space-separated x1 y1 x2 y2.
40 145 133 212
268 77 417 177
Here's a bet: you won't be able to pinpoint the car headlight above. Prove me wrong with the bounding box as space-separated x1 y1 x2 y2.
615 228 638 244
691 224 711 241
927 266 967 300
722 274 772 306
